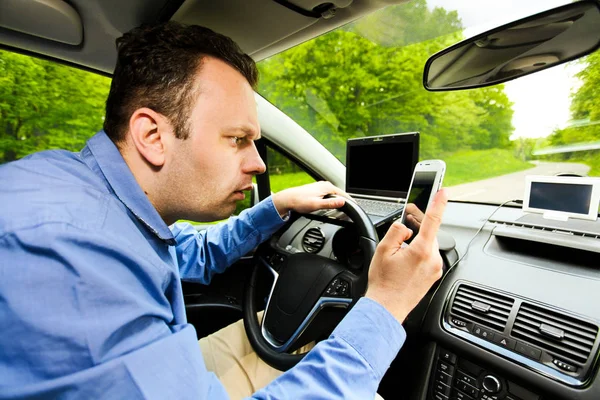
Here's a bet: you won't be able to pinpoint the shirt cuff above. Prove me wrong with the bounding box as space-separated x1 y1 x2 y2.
331 297 406 380
246 196 288 239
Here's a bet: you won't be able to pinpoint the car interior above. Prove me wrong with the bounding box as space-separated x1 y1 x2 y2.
2 0 600 399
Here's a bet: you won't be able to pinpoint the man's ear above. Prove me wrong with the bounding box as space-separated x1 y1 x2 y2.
128 108 171 167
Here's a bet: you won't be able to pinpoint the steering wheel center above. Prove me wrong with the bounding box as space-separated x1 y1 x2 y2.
243 198 379 370
263 253 346 345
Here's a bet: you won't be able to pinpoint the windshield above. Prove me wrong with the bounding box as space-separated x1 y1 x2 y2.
256 0 600 205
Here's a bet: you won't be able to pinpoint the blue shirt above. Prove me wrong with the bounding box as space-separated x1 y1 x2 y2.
0 131 406 399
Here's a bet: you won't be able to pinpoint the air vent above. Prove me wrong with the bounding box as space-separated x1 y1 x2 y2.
451 285 514 331
302 228 325 253
512 303 598 365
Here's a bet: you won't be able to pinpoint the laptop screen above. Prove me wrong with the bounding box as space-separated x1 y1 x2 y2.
346 132 419 198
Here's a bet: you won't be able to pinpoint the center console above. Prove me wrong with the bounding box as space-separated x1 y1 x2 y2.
429 347 540 400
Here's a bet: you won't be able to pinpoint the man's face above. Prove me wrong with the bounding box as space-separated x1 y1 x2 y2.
165 57 265 222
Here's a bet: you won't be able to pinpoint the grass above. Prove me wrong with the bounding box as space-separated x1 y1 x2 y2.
270 171 315 192
443 148 535 187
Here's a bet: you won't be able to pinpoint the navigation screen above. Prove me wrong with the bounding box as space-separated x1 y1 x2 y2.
529 181 592 215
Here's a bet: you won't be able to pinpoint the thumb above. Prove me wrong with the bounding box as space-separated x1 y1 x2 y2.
377 220 413 253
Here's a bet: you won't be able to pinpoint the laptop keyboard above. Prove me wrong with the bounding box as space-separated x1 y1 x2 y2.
355 198 403 217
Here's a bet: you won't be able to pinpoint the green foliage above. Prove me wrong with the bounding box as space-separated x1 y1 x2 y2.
344 0 462 48
264 146 310 181
572 153 600 176
443 149 534 187
548 124 600 147
513 137 547 161
571 51 600 123
544 50 600 173
0 50 110 163
547 50 600 146
257 0 514 165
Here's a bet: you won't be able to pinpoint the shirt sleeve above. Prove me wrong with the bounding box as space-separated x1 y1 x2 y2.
250 297 406 400
171 196 287 284
0 221 227 400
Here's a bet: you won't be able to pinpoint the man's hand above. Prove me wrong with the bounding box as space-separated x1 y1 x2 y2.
365 189 448 323
271 181 348 217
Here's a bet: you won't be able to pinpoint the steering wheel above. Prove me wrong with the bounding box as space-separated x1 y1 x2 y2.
243 197 378 371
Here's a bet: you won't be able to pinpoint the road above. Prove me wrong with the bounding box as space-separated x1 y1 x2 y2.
445 161 591 203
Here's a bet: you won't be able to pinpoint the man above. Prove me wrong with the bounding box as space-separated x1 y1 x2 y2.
0 22 447 399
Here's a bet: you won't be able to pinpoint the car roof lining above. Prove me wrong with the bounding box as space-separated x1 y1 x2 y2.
0 0 407 76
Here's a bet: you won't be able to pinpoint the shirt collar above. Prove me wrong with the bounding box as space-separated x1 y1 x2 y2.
84 131 175 244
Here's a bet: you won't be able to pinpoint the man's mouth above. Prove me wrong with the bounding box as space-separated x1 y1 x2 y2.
233 184 253 198
237 184 253 192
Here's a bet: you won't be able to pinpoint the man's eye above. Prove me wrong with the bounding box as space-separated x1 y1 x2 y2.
230 137 243 146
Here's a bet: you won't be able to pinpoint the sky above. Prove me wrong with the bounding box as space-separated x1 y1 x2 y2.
427 0 582 139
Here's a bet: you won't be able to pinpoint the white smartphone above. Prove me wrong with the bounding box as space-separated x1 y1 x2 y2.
400 160 446 243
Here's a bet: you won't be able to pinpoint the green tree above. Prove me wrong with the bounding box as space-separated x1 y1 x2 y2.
542 50 600 175
571 50 600 123
0 50 111 163
548 50 600 147
257 0 514 164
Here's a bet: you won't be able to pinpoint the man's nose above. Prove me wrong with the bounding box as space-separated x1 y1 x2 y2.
245 142 266 175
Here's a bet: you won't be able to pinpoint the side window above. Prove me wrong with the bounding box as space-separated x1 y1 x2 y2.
266 145 316 192
231 146 316 217
0 50 110 164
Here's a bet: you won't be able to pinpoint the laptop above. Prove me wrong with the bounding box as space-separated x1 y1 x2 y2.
345 132 420 226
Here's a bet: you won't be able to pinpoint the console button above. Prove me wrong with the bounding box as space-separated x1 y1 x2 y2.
324 278 350 297
456 371 478 388
480 328 495 341
434 392 450 400
491 334 516 350
456 381 479 398
435 370 452 385
515 342 542 361
268 253 286 271
438 360 455 376
440 349 457 364
451 390 474 400
473 325 495 341
482 375 502 394
434 382 452 396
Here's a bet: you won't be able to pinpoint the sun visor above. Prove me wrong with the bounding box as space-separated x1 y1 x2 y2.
0 0 83 46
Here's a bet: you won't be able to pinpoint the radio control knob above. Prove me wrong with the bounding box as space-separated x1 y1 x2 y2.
482 375 501 394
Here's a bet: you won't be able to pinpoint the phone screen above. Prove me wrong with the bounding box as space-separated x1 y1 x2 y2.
401 170 438 242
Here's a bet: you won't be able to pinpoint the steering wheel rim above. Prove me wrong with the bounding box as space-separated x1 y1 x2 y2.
243 197 378 371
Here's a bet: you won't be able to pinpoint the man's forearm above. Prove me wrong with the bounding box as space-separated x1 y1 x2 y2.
173 196 287 283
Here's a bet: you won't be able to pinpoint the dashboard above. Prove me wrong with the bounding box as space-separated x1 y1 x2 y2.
273 202 600 400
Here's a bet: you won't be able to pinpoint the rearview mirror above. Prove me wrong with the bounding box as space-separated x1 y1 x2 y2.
423 1 600 91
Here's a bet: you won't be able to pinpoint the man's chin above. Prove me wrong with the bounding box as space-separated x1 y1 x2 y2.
180 198 240 223
205 205 238 222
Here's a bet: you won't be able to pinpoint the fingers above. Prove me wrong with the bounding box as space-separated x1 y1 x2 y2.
318 195 345 209
378 220 413 253
413 189 448 245
318 181 351 200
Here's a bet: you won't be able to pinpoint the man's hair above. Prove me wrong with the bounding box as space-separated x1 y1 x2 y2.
103 22 258 143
